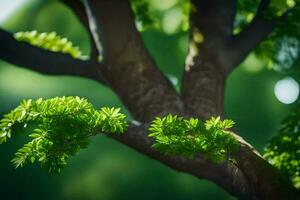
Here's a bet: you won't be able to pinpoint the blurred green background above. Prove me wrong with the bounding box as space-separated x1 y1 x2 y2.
0 0 298 199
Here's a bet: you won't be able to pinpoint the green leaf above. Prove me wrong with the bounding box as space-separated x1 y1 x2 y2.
263 104 300 189
148 114 237 163
14 31 83 59
0 96 128 173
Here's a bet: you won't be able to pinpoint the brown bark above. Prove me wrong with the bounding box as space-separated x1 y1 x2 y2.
235 143 300 199
181 0 238 119
109 124 253 199
84 0 183 122
182 54 226 119
182 1 300 199
0 0 299 199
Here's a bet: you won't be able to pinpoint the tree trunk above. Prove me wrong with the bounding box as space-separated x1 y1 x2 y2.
0 0 299 199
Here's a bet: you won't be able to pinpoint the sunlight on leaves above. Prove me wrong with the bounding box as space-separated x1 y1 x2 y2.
0 96 128 173
149 115 237 163
14 30 84 59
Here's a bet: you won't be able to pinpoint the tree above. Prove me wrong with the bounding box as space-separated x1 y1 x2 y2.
0 0 300 199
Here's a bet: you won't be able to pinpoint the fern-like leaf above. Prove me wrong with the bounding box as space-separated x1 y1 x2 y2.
0 96 128 173
14 31 83 59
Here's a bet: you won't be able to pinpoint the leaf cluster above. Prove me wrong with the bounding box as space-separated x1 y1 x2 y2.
0 97 239 173
130 0 300 71
14 30 83 59
236 0 300 70
148 115 238 163
0 97 127 173
263 105 300 188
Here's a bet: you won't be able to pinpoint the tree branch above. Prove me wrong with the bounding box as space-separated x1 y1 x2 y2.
107 124 300 199
235 142 300 199
108 124 252 199
60 0 99 62
1 1 299 198
178 2 300 196
83 0 183 122
190 0 237 40
225 1 299 72
181 1 299 118
0 28 105 83
181 1 233 119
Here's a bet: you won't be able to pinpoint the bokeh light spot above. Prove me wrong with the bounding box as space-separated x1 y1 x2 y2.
151 0 177 10
274 77 299 104
167 74 178 86
0 0 27 23
242 54 264 73
162 7 182 34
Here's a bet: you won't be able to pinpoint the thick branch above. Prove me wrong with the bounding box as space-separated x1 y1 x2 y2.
108 124 300 199
179 3 300 197
83 0 183 122
2 1 298 199
181 1 231 119
235 143 300 199
0 28 105 83
109 124 252 199
191 0 237 39
182 57 226 119
181 1 300 119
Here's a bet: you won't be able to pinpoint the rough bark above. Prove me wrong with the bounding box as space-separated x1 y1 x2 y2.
109 124 253 199
0 0 300 199
235 143 300 199
83 0 183 122
181 0 300 199
182 0 234 119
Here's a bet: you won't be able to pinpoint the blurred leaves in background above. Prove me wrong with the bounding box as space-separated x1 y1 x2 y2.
0 0 299 199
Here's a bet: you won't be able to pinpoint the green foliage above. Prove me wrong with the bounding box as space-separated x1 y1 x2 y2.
0 95 239 174
235 0 260 34
0 97 127 173
130 0 191 31
14 30 83 59
131 0 300 71
130 0 156 29
180 0 191 31
263 105 300 188
236 0 300 71
148 115 238 163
